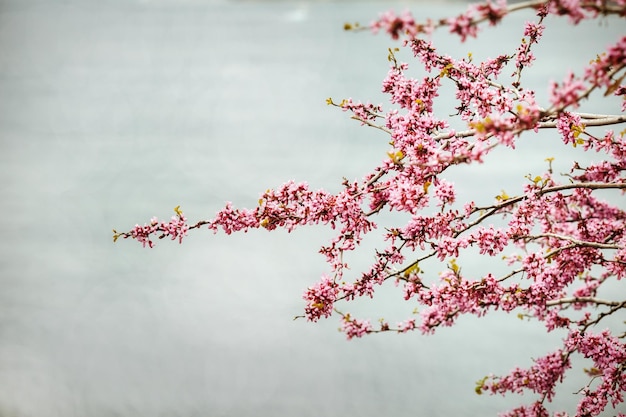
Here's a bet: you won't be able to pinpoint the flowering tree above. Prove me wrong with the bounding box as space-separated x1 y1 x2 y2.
114 1 626 416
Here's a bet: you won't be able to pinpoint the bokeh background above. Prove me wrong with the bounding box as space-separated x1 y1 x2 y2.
0 1 624 416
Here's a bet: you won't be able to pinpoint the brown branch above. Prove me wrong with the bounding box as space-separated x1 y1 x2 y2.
546 297 624 307
524 233 624 250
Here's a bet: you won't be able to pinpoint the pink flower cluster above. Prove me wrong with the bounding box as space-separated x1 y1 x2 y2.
370 10 421 40
123 212 189 248
514 21 544 73
566 330 626 415
303 275 338 322
549 71 586 109
481 349 571 401
480 329 626 415
448 0 508 41
340 314 372 340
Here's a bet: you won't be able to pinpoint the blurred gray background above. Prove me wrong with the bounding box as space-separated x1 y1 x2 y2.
0 1 624 416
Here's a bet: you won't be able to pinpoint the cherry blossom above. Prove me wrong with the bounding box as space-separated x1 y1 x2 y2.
117 1 626 415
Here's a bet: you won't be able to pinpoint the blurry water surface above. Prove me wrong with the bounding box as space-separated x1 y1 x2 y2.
0 1 624 416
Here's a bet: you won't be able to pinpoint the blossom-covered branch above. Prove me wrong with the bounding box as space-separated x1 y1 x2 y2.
117 1 625 416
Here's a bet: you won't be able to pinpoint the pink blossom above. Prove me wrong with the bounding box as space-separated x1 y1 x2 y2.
549 71 586 109
303 275 338 322
370 10 418 40
447 12 478 42
523 21 544 40
482 349 571 401
434 179 456 206
471 226 508 256
397 317 416 333
341 314 372 339
556 111 583 146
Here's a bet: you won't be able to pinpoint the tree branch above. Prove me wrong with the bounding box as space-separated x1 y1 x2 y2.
546 297 624 307
524 233 624 250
